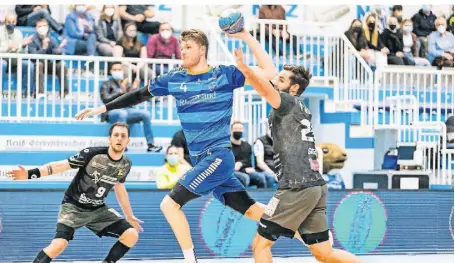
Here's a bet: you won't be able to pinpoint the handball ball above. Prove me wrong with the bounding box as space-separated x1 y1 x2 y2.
219 9 244 34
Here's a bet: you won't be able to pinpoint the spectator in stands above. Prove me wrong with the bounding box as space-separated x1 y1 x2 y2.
400 18 431 66
391 5 403 24
171 129 192 166
96 5 122 57
257 5 302 58
363 13 388 66
411 5 437 58
118 5 160 35
427 17 454 68
253 129 277 188
373 5 389 33
0 13 35 96
114 22 154 81
231 121 273 188
381 16 415 65
156 145 192 189
100 62 163 152
28 18 68 96
146 22 181 76
448 5 454 34
63 4 96 56
345 19 372 64
15 5 62 34
446 116 454 144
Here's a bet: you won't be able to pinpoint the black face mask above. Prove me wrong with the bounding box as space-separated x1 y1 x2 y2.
396 16 403 24
6 24 15 31
233 132 242 140
368 23 375 30
389 25 397 31
352 27 362 33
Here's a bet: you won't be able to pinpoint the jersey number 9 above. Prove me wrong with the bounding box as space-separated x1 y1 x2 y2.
95 187 106 198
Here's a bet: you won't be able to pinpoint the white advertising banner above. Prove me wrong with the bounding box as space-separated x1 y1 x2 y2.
0 165 158 182
0 136 171 152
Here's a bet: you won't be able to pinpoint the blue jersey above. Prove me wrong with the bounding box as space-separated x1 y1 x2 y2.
148 65 245 156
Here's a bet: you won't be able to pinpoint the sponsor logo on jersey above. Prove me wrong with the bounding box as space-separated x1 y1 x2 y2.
108 163 117 168
178 92 217 106
100 175 118 185
90 171 101 183
308 148 317 155
92 160 107 170
78 193 104 206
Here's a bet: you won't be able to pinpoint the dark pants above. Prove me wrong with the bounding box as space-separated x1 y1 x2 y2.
107 108 155 144
26 9 62 32
387 55 415 66
37 61 68 95
1 59 35 94
70 33 97 56
255 31 301 56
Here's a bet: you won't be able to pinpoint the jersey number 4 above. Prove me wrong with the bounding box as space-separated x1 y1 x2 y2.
95 187 106 198
300 119 315 142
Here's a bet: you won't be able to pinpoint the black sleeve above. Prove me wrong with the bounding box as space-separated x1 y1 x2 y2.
15 5 34 17
105 86 153 111
68 148 97 169
274 92 296 117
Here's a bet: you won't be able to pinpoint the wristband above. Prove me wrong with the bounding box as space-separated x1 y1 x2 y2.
28 168 41 179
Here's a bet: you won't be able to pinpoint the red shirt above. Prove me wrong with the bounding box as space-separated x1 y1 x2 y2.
146 34 181 59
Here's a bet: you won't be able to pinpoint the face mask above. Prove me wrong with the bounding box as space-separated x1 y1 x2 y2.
403 25 413 33
126 31 137 38
368 23 375 30
389 24 397 31
76 6 87 13
438 25 446 33
352 27 362 33
233 132 242 140
422 5 430 13
396 16 403 24
160 30 172 39
6 24 15 31
104 8 115 17
111 71 124 80
167 155 179 166
37 26 48 36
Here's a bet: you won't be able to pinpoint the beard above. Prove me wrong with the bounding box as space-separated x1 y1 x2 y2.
112 145 124 153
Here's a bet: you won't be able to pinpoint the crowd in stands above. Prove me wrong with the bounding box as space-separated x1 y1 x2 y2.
0 5 182 97
345 5 454 68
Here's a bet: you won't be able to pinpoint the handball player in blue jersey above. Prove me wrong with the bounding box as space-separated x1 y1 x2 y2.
75 28 277 262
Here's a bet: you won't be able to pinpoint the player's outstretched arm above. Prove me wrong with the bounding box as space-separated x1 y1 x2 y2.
114 183 144 232
75 87 153 120
7 160 72 180
233 47 281 109
227 29 278 80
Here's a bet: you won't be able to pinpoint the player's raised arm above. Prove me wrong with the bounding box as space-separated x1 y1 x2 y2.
233 47 281 109
228 29 278 80
7 160 72 180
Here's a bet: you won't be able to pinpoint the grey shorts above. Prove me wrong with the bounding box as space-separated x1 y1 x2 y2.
56 203 131 240
258 185 329 243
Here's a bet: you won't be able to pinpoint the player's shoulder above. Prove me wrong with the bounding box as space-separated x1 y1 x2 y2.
80 146 108 155
213 64 237 73
168 66 186 76
122 155 132 166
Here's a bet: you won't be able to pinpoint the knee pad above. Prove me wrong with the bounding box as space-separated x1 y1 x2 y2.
168 182 200 207
223 190 256 215
299 229 330 246
54 223 75 241
97 219 132 238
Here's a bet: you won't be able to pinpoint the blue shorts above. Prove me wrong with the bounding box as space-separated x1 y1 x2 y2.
178 147 245 204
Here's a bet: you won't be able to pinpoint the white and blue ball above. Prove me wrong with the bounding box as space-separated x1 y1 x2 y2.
219 9 244 34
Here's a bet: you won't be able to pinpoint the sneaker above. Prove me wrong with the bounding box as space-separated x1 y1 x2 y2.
147 144 163 152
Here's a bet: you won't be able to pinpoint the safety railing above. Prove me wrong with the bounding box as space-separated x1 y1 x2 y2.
0 53 185 124
374 67 454 127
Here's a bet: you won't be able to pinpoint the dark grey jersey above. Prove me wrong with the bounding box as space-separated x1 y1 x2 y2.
269 92 326 190
64 147 132 209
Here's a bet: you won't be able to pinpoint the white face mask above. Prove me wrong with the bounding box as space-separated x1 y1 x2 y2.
126 31 137 38
76 6 87 13
37 26 48 36
111 71 124 80
160 30 172 39
438 25 447 34
104 8 115 17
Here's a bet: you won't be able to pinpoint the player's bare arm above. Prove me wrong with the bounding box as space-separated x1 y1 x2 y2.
114 183 144 232
228 29 278 80
75 87 153 120
233 47 282 109
7 160 72 180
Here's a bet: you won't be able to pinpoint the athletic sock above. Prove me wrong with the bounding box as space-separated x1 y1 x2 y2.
183 246 198 263
33 250 52 263
103 241 131 263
